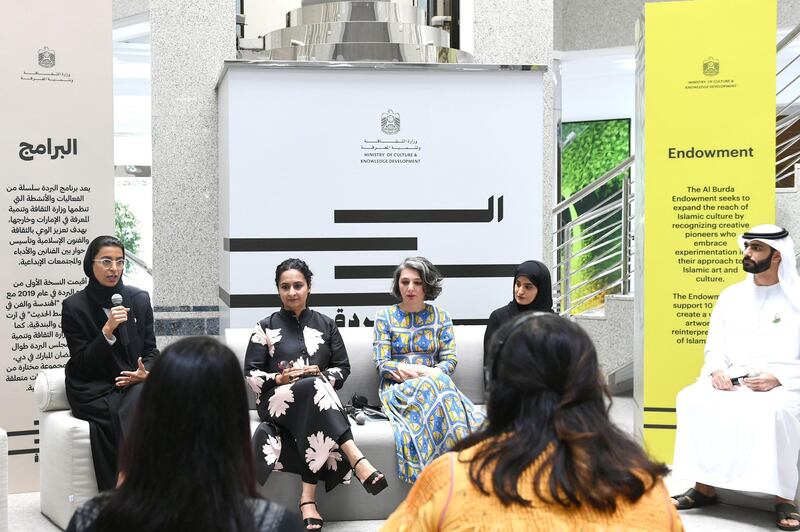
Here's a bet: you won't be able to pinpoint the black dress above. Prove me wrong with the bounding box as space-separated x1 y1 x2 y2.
62 284 158 491
244 308 353 491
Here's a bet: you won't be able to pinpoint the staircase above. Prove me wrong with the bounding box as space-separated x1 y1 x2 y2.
237 0 473 63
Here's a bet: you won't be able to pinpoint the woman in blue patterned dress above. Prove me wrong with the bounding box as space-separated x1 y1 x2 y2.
373 256 485 483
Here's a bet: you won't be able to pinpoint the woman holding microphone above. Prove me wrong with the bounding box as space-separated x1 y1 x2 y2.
61 235 158 491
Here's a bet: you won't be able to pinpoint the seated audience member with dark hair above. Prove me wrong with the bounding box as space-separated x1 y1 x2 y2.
383 313 682 531
65 337 302 532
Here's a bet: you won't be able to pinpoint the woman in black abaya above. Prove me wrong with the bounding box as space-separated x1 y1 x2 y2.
61 235 158 491
483 260 554 389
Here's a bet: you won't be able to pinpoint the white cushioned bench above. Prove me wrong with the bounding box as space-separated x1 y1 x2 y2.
35 325 487 527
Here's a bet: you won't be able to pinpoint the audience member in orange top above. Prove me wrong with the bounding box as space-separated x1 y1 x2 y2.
383 312 683 531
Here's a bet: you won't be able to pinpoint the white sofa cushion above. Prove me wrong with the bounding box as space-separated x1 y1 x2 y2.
34 369 70 412
39 411 96 530
226 324 487 407
36 324 487 525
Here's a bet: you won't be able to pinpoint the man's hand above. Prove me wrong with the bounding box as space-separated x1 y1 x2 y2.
743 372 781 392
102 306 130 339
710 370 733 391
116 357 148 388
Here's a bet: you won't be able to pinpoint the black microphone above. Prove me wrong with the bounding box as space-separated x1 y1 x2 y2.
110 293 129 346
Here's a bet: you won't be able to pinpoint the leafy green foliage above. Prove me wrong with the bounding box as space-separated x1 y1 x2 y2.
559 120 630 313
561 120 630 200
115 201 141 267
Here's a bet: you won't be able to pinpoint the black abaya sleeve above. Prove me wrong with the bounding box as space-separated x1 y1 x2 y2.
61 299 115 381
321 323 350 390
483 308 506 390
133 291 159 370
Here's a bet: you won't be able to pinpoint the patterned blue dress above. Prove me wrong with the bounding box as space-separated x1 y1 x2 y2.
373 304 485 483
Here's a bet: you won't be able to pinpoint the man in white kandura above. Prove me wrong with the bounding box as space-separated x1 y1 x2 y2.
672 224 800 532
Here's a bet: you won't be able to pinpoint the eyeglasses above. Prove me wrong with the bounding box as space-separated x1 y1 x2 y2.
93 258 126 269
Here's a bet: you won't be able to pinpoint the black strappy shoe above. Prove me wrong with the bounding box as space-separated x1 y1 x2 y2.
299 501 323 530
353 456 388 495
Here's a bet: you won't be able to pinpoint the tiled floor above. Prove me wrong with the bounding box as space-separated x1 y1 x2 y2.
6 395 785 531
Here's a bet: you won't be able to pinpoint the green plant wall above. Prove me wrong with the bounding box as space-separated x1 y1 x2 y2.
560 119 631 314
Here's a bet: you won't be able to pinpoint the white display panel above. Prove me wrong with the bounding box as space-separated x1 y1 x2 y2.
219 64 545 328
0 0 113 491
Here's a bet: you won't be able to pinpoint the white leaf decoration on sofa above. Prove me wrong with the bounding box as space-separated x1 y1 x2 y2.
305 431 336 473
268 384 294 418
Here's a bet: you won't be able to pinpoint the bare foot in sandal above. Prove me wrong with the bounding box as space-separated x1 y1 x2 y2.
775 498 800 531
671 484 717 510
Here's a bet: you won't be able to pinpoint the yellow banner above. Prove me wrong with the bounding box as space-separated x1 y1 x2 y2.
641 0 776 462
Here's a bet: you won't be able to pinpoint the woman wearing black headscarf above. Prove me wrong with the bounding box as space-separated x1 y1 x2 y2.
61 235 159 491
483 260 553 388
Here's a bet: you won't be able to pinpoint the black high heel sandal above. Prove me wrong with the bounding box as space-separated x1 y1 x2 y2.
299 501 323 530
353 456 388 495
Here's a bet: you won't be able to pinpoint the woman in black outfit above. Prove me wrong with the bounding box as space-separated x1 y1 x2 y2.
245 258 387 531
483 260 554 389
61 235 158 491
66 336 302 532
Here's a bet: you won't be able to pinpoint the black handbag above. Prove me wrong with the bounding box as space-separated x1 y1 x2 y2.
346 393 388 421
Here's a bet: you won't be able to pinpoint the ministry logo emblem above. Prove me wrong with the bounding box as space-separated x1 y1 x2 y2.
38 46 55 68
381 110 400 135
702 57 719 77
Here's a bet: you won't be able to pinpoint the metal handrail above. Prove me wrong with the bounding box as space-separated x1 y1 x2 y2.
555 218 620 252
554 264 622 302
553 156 634 215
563 248 622 280
559 199 623 235
778 24 800 52
553 150 633 315
776 129 800 155
777 23 800 186
556 279 623 309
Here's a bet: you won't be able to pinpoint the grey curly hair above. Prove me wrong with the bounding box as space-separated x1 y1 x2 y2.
391 256 443 301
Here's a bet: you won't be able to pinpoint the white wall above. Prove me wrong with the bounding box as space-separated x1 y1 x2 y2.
557 46 636 128
244 0 300 38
